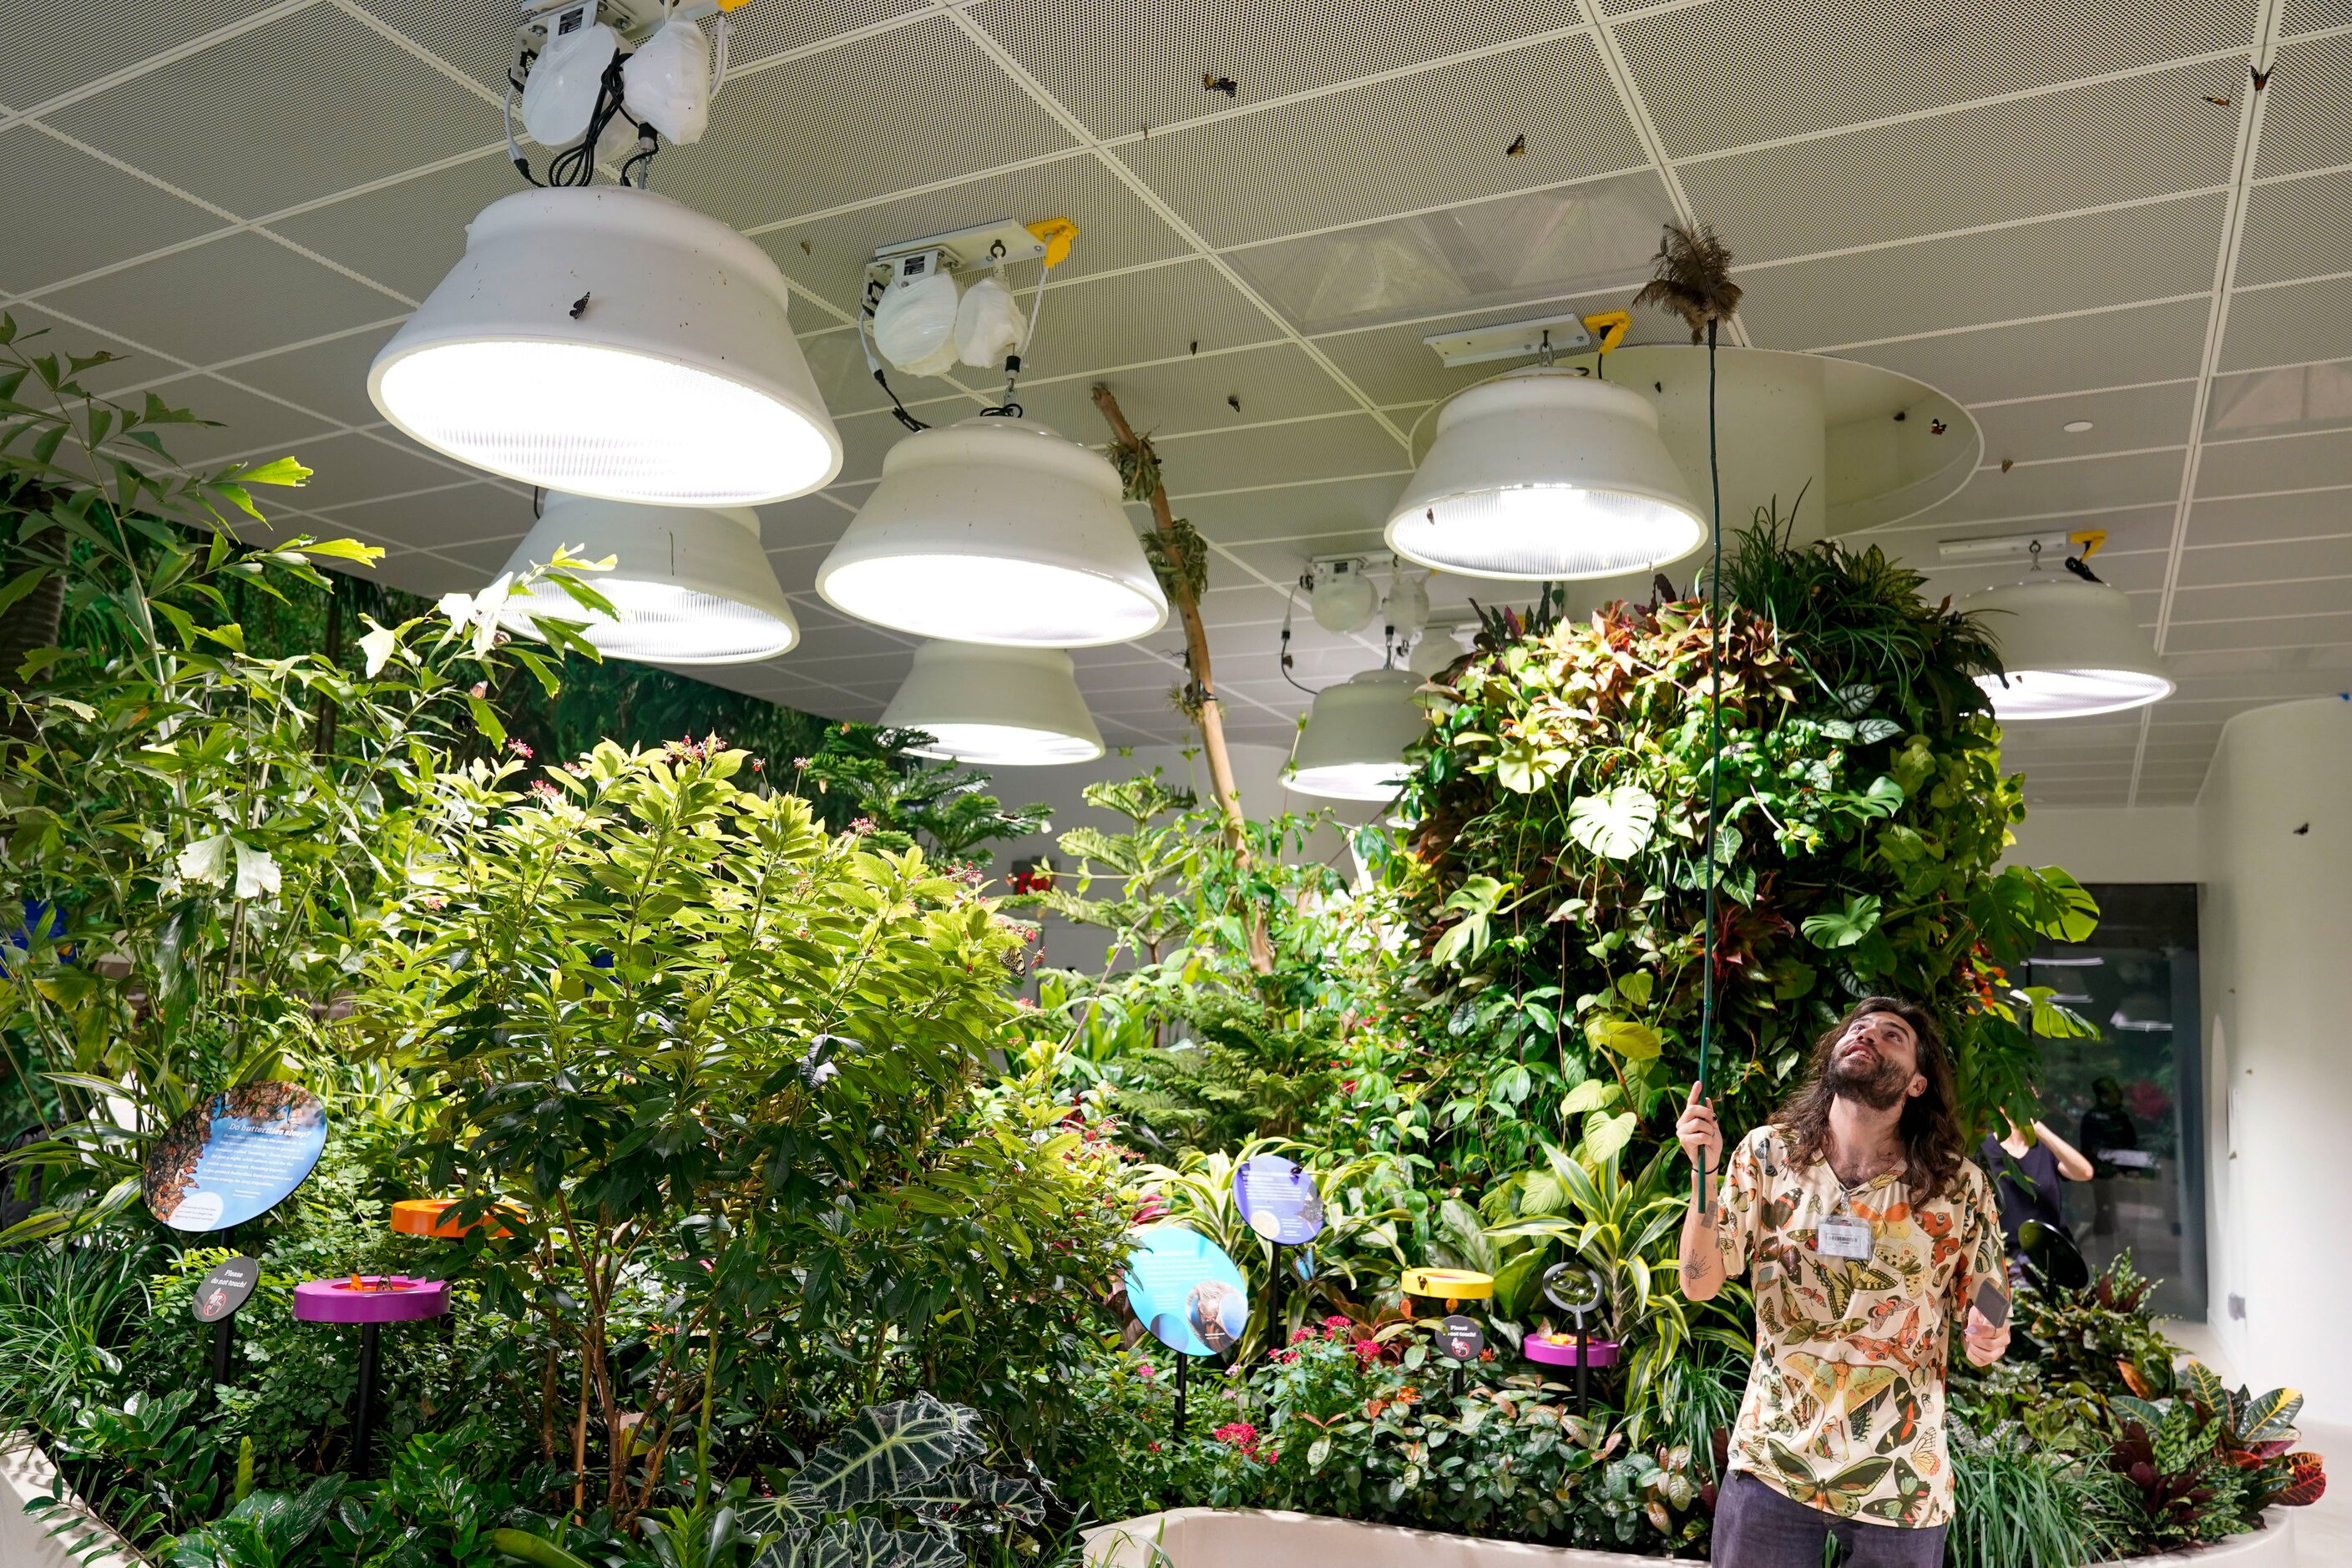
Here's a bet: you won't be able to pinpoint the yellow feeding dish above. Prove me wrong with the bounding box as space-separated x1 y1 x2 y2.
1401 1267 1495 1302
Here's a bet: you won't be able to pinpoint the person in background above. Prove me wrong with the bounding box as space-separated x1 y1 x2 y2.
2079 1075 2140 1237
1978 1100 2094 1264
1676 997 2008 1566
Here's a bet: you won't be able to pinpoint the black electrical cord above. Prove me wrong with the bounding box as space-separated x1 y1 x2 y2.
547 53 633 189
619 130 659 188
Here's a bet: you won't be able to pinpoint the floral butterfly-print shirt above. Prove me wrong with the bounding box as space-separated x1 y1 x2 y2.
1711 1125 2004 1529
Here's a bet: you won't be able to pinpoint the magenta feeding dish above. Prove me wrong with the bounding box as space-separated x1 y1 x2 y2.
293 1275 451 1323
1525 1333 1619 1368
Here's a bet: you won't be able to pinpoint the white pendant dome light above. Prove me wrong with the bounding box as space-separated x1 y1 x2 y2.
494 491 797 665
817 416 1168 647
881 641 1104 766
1965 574 2172 720
1286 668 1427 801
369 185 842 507
1387 367 1704 581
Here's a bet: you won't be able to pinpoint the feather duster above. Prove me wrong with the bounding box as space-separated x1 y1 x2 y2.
1632 222 1743 344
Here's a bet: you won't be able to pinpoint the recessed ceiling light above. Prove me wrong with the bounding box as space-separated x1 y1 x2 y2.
2062 419 2096 433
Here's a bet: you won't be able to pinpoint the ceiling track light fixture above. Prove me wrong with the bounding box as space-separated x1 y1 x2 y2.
881 641 1105 766
371 184 841 507
494 490 798 665
1960 537 2172 721
1285 667 1428 802
821 220 1166 649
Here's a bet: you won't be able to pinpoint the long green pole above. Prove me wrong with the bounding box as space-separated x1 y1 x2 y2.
1695 318 1725 1185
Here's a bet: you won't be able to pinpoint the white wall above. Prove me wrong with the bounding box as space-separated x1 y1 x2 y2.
2196 697 2352 1422
1998 805 2200 882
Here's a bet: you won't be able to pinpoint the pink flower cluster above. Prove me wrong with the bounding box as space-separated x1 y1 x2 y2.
1211 1421 1276 1464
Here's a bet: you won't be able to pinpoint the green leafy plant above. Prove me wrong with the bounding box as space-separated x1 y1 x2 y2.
1394 515 2096 1186
1945 1421 2126 1568
747 1394 1043 1568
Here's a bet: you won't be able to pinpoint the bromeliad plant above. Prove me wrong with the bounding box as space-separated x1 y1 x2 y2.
1394 512 2098 1183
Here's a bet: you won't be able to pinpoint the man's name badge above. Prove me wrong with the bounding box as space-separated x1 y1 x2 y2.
1814 1216 1874 1260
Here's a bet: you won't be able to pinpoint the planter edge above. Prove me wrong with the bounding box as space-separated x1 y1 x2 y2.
1 1434 142 1568
1080 1505 2301 1566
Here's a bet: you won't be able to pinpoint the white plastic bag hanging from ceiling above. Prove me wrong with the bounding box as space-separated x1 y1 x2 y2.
953 276 1026 370
874 271 962 377
520 22 621 146
621 13 712 144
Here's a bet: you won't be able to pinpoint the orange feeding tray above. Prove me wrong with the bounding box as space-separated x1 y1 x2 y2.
391 1198 516 1239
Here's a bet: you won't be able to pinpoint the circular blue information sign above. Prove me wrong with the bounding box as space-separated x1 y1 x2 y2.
144 1084 327 1232
1124 1224 1251 1358
1232 1154 1324 1245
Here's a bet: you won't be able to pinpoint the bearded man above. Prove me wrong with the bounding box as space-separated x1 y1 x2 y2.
1676 996 2009 1566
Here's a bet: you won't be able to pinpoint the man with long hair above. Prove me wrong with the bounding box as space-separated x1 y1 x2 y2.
1676 996 2008 1565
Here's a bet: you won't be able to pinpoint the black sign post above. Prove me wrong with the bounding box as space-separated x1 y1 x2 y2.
192 1255 262 1385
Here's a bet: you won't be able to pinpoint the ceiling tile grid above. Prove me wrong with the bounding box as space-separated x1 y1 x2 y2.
4 0 2350 808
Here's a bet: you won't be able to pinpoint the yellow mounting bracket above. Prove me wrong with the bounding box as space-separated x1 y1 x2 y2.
1582 311 1631 356
2068 529 2108 561
1026 217 1079 269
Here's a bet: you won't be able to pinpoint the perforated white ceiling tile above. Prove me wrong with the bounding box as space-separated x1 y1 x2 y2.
110 372 336 465
2175 533 2352 591
1015 257 1285 374
1151 411 1406 495
2198 428 2352 499
0 125 224 294
2167 609 2352 652
754 489 860 552
2204 359 2352 441
2186 489 2352 549
650 15 1076 232
2219 276 2352 374
225 321 404 427
1968 382 2198 467
2170 577 2352 623
2249 31 2352 182
1831 298 2212 407
1738 193 2231 352
1227 171 1676 335
269 150 524 301
0 0 290 117
1115 33 1646 250
2236 169 2352 291
1170 473 1410 543
1613 0 2243 159
45 6 495 219
320 480 530 552
363 546 478 598
977 0 1586 142
1901 448 2188 530
37 231 400 365
280 429 471 509
1677 63 2243 266
1014 342 1359 442
756 149 1183 306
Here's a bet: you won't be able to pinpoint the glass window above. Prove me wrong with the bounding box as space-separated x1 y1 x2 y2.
2022 883 2207 1322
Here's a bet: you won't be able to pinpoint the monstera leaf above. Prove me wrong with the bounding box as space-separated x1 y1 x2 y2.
787 1395 982 1514
1567 786 1657 860
1801 893 1882 949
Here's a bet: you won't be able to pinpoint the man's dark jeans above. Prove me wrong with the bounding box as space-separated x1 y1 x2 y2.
1711 1470 1949 1565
